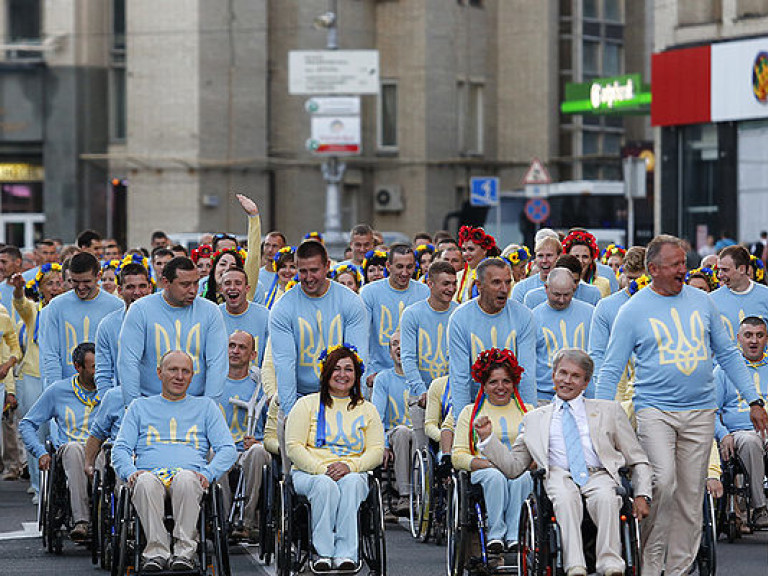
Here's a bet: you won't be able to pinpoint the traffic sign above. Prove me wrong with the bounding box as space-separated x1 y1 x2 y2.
289 50 380 95
521 158 552 185
470 177 499 207
524 197 550 224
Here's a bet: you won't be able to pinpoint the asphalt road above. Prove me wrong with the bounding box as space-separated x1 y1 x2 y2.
2 478 766 575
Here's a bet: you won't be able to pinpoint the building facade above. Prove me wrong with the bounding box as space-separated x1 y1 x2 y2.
0 0 651 249
653 0 768 249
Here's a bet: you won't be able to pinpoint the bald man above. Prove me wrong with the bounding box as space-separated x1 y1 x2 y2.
112 351 236 572
532 269 595 403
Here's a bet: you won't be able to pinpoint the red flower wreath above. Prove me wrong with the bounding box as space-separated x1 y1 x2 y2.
471 348 524 385
562 230 599 260
458 225 497 252
190 244 213 264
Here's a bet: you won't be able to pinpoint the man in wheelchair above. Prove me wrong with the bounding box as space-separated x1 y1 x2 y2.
474 348 652 576
20 342 100 543
112 350 237 572
715 316 768 528
218 331 270 541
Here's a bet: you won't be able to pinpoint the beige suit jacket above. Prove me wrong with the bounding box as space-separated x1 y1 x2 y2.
480 398 653 498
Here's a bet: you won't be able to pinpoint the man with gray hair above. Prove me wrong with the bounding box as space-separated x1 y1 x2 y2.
474 347 652 576
448 258 537 412
596 234 768 576
532 268 595 403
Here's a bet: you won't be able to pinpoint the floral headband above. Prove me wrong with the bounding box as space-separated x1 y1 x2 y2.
504 246 531 267
190 244 213 264
628 273 651 296
211 247 247 267
685 266 720 291
117 253 156 286
362 249 388 270
102 259 120 272
26 262 63 293
563 230 599 260
601 243 626 264
304 231 324 242
414 243 435 259
471 348 524 385
273 245 296 264
331 263 363 285
750 255 765 283
458 226 496 251
318 343 365 374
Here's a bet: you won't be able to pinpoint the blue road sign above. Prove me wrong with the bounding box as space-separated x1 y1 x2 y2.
470 177 500 207
525 197 551 224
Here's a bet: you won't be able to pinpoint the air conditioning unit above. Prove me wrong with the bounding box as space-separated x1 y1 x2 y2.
374 185 404 212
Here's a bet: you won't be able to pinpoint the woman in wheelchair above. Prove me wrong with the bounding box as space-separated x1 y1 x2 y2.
284 344 384 572
452 348 533 554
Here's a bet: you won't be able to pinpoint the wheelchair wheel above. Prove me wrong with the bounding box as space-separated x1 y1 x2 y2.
432 475 450 547
409 449 431 540
446 474 468 576
361 477 387 576
39 468 49 548
211 483 232 576
100 481 116 570
91 470 101 565
695 493 717 576
45 451 65 555
111 487 130 576
619 505 642 576
276 480 292 576
258 462 276 565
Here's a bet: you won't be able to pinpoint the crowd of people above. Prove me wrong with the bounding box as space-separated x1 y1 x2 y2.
1 192 767 576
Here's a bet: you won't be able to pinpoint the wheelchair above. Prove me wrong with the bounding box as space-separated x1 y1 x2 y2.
717 451 768 541
276 471 387 576
694 492 718 576
447 469 518 575
91 442 119 569
409 445 450 544
111 479 230 576
38 440 90 554
515 469 641 576
257 455 283 565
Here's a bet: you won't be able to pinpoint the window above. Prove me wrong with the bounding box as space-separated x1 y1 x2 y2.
604 0 622 22
603 43 621 76
583 41 600 76
378 81 398 150
8 0 40 42
583 132 600 155
604 133 622 155
583 0 598 19
110 0 127 142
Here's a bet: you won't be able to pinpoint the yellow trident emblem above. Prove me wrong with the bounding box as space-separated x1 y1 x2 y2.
418 325 449 380
542 319 586 369
649 308 708 376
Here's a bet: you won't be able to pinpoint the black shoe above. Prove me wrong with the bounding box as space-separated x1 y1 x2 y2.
142 557 167 572
313 557 332 572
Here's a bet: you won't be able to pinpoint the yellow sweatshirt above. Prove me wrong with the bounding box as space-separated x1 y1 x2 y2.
244 213 262 302
425 376 454 443
0 304 21 393
263 398 280 456
285 393 384 475
452 399 529 472
13 296 40 378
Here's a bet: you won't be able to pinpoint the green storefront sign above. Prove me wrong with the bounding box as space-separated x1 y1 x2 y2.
561 74 651 115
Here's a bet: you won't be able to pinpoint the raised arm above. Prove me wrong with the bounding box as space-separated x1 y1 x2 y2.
236 194 262 301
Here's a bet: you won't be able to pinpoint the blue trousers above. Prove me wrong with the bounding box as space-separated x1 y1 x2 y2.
471 467 532 542
16 375 44 494
292 471 369 561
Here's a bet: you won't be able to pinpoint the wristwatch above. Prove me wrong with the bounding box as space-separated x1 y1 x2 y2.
641 495 652 506
749 398 765 408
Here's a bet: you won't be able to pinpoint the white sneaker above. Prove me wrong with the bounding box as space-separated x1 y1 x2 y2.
334 558 356 570
313 557 332 572
26 486 35 495
31 494 39 505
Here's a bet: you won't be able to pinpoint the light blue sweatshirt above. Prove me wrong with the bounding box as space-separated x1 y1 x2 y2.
88 386 125 441
360 278 430 377
713 357 768 441
596 262 619 293
448 299 537 412
596 285 760 410
40 289 123 385
532 300 595 401
588 289 631 388
95 307 125 393
112 394 237 483
253 278 267 306
371 368 411 432
510 274 545 305
400 299 457 396
523 282 602 310
20 376 100 458
219 302 269 367
709 282 768 340
118 293 228 406
218 375 266 449
271 282 368 414
0 280 21 324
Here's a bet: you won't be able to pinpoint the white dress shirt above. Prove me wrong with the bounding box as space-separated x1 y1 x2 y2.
549 394 602 470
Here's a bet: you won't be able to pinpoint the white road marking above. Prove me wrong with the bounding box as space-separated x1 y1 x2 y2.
0 522 42 541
